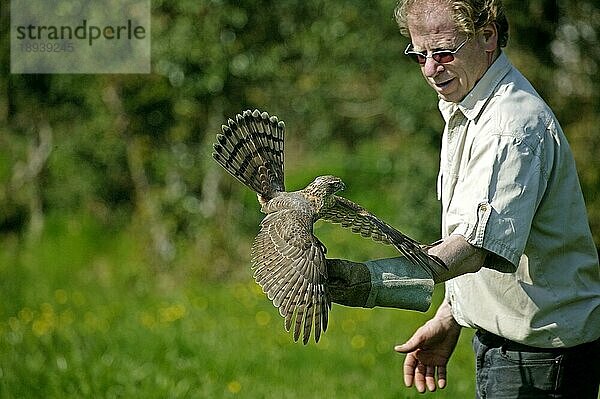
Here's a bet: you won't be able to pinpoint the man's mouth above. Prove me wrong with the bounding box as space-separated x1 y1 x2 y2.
434 78 454 90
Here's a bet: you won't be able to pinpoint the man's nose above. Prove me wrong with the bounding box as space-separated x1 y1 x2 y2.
422 57 443 78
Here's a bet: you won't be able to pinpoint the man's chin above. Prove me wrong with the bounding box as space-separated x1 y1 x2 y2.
436 89 465 103
430 79 462 103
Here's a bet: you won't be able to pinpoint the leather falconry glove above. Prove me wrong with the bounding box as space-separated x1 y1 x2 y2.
327 255 443 311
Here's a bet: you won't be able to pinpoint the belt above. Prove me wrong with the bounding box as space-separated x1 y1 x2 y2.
475 329 600 354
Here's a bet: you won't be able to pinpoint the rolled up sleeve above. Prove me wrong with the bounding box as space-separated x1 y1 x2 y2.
448 131 549 271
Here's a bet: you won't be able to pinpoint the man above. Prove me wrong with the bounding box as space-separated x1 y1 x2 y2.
327 0 600 397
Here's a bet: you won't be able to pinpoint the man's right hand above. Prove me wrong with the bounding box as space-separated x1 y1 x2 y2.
394 301 462 393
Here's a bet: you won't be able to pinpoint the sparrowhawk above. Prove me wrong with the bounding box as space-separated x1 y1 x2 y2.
212 109 445 344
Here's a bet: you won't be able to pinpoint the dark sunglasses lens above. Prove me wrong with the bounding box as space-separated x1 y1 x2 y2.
409 53 426 64
433 52 455 63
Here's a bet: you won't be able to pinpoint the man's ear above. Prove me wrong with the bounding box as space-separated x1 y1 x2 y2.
481 22 498 53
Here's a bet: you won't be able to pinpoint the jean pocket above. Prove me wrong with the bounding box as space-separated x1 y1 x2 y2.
492 348 562 393
498 347 563 365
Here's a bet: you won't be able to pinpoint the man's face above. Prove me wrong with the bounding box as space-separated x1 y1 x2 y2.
406 2 491 103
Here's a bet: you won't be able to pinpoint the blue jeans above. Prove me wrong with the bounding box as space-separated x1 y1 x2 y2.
473 330 600 399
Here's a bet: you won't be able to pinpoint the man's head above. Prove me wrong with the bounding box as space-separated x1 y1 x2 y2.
395 0 508 103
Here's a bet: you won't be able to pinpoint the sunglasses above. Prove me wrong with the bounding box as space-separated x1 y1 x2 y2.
404 38 469 65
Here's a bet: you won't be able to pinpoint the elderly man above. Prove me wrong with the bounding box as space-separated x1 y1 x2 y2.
327 0 600 397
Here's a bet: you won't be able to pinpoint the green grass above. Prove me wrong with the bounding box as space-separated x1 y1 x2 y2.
0 214 475 398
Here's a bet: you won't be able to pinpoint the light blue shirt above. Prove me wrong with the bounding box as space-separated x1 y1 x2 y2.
440 52 600 348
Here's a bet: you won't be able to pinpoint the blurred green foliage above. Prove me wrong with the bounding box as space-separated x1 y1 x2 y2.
2 0 599 264
1 0 599 396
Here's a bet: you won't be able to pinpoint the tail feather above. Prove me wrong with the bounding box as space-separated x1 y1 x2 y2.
212 109 285 199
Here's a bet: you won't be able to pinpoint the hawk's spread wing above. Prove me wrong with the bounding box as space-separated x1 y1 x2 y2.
251 209 330 344
321 195 446 278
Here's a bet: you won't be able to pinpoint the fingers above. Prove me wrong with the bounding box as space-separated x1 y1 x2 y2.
403 352 417 387
414 363 446 392
402 353 433 393
402 351 447 393
397 329 428 392
411 362 436 393
436 365 447 389
425 365 437 392
415 363 427 393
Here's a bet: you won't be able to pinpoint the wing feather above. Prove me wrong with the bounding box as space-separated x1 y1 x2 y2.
251 209 330 344
321 196 447 279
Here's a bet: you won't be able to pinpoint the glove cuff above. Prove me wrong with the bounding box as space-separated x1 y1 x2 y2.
364 257 434 311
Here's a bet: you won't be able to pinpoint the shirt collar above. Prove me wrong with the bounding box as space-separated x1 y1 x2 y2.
439 52 512 122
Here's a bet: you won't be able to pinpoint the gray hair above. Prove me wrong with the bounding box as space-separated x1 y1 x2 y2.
394 0 509 47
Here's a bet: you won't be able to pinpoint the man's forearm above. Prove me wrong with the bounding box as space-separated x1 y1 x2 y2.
427 234 487 283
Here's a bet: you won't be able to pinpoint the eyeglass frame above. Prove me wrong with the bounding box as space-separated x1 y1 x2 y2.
404 37 469 65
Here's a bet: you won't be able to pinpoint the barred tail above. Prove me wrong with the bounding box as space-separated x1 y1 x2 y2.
212 109 286 199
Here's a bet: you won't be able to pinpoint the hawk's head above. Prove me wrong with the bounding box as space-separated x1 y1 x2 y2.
307 175 346 197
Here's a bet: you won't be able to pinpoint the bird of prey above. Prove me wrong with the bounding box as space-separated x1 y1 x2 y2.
212 109 445 344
